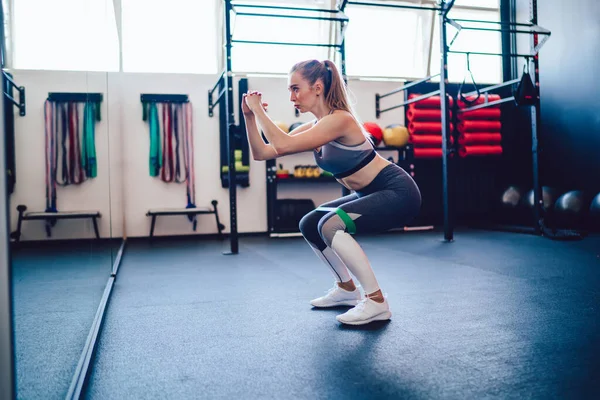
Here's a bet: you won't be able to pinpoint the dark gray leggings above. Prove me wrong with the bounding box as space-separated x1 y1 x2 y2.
299 164 422 250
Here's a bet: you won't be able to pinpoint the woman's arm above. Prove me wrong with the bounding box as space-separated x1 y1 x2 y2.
245 94 349 156
242 93 278 161
252 106 350 156
244 113 278 161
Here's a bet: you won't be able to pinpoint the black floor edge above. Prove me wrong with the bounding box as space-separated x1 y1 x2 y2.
65 238 127 400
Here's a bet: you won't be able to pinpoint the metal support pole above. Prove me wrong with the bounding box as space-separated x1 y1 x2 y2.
440 10 453 242
530 0 542 235
340 26 351 197
0 0 16 395
224 0 238 254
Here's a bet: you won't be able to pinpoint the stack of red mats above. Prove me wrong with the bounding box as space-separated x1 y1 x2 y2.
406 94 454 159
456 95 503 158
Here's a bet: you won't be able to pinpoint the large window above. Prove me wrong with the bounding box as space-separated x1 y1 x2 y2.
431 6 502 83
344 5 432 78
121 0 218 74
344 0 502 82
12 0 119 71
9 0 501 79
230 1 333 74
10 0 219 74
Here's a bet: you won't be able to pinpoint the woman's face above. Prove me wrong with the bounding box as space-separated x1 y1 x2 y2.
288 71 321 113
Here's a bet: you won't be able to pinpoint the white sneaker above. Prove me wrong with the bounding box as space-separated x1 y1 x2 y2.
336 297 392 325
310 283 362 308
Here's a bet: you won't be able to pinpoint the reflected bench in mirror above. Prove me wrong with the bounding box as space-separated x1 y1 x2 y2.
11 204 101 242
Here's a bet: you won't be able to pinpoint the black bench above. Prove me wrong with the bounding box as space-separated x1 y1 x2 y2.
146 200 225 239
11 204 101 242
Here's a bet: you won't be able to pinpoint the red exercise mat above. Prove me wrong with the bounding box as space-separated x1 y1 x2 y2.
409 121 454 134
458 145 503 157
458 133 502 145
410 135 454 146
408 94 454 109
457 108 501 121
413 148 443 158
406 108 453 122
457 120 501 133
457 94 501 109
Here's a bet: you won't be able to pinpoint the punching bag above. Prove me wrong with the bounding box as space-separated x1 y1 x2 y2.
514 63 537 106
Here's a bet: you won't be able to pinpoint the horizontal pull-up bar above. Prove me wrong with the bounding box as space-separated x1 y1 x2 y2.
377 74 440 100
232 39 342 48
458 96 515 113
449 50 537 58
461 78 520 98
347 1 440 11
232 3 343 14
235 12 349 22
452 26 551 35
451 18 542 28
447 18 551 54
377 89 442 118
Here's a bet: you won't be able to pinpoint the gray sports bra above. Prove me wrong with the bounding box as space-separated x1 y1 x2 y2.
311 111 377 179
314 138 376 179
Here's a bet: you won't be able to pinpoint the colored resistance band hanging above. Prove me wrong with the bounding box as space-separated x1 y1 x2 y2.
82 101 98 178
142 97 197 230
147 103 162 176
182 103 197 229
44 97 101 220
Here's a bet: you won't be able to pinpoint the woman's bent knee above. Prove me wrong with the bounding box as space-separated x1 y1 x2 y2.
299 211 327 250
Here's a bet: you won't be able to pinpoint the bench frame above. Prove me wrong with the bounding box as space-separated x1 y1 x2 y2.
146 200 225 239
11 204 101 242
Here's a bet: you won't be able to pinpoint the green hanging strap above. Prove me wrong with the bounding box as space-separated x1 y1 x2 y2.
142 102 148 121
148 103 161 176
82 101 98 178
95 101 102 121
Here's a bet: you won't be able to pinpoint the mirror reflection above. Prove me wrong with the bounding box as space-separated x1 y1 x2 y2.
4 0 120 392
6 69 117 398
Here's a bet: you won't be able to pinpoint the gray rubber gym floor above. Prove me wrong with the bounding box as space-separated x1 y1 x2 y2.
86 229 600 399
11 240 119 400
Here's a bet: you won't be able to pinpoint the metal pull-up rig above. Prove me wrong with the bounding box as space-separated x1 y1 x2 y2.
208 0 350 254
370 0 550 241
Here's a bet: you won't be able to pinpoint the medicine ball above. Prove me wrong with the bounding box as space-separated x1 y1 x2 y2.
553 190 588 228
383 124 409 147
275 121 289 133
589 192 600 230
289 122 303 132
501 186 523 208
523 186 559 210
363 122 383 146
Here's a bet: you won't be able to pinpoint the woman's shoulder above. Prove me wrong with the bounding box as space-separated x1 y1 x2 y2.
329 110 366 145
329 109 359 128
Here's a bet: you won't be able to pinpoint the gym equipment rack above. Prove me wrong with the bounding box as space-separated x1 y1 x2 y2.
364 0 550 241
208 0 349 254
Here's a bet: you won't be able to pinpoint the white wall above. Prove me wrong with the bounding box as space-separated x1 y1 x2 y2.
8 70 113 241
8 70 407 240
